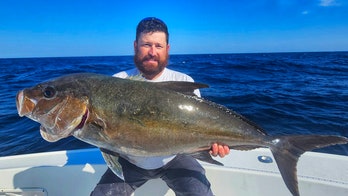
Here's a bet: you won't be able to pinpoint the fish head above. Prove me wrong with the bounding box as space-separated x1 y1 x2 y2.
16 76 89 142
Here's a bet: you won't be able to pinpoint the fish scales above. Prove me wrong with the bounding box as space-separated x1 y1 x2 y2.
72 74 264 155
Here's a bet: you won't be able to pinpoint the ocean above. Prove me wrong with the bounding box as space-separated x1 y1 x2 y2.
1 52 347 157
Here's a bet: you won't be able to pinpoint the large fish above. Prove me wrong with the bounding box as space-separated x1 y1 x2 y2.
16 73 347 196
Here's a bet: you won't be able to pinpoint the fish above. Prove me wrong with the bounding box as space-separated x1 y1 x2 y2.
16 73 348 196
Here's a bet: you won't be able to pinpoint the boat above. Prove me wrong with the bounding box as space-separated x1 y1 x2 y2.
0 148 347 196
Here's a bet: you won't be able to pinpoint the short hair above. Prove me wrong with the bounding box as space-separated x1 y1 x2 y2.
136 17 169 44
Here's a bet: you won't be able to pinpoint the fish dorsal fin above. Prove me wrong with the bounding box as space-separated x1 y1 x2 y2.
155 81 209 96
126 74 146 81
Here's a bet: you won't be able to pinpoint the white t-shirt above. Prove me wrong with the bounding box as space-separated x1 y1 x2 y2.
113 68 200 169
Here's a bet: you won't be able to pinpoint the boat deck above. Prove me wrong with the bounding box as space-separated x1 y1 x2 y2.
1 148 347 195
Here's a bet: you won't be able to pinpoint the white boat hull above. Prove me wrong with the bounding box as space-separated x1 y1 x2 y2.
0 148 347 196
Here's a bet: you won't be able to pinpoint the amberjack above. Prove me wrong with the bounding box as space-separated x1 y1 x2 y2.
16 73 348 196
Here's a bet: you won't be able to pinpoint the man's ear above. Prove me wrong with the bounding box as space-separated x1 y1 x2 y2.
134 41 137 53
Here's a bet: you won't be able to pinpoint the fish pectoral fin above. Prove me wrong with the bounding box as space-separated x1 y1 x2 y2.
190 151 224 166
155 81 209 96
100 148 124 180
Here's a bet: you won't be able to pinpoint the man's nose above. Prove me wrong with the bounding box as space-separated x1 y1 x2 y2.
148 46 156 56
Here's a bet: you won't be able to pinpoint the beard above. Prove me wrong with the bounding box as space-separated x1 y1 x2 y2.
134 50 169 79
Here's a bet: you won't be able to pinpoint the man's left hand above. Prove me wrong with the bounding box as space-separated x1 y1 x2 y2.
210 143 230 158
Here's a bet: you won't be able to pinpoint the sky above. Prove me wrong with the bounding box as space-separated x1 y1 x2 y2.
0 0 347 58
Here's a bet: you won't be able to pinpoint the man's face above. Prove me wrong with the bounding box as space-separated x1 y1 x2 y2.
134 31 170 80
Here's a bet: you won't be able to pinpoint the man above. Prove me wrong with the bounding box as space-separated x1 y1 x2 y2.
91 17 230 196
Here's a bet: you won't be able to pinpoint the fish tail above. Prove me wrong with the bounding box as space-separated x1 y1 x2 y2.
270 135 348 196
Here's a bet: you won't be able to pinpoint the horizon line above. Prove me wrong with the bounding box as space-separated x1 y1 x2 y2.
1 50 347 59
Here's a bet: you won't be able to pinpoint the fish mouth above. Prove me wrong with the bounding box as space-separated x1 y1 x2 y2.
16 90 36 117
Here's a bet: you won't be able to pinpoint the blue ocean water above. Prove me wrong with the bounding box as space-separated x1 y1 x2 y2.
1 52 347 157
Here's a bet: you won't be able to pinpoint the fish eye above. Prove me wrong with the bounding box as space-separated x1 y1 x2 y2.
43 86 56 99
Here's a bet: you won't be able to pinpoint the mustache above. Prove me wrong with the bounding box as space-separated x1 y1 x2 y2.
142 55 159 61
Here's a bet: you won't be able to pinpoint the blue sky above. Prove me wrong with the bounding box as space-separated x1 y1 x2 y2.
0 0 347 58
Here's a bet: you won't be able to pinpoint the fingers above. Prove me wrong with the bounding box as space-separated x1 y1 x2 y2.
210 143 219 157
222 145 230 157
210 143 230 158
217 145 224 157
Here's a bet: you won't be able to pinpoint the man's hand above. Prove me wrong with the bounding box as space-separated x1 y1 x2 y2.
210 143 230 158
